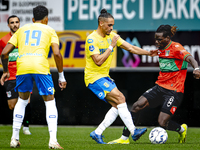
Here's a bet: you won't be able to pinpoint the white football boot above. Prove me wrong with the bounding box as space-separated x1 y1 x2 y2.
49 139 64 149
10 138 20 148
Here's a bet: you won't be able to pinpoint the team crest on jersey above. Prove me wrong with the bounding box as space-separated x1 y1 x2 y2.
6 91 11 98
87 39 93 43
89 45 95 51
165 50 170 56
107 38 111 44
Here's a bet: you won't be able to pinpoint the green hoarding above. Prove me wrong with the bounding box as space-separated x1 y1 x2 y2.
64 0 200 31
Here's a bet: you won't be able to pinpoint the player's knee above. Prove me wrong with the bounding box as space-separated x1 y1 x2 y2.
116 93 125 104
8 104 15 110
131 103 138 112
158 118 167 128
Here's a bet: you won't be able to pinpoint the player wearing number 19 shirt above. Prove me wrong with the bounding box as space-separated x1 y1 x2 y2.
1 5 66 149
10 23 58 75
108 25 200 145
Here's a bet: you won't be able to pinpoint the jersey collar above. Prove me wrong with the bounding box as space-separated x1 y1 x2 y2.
162 40 172 50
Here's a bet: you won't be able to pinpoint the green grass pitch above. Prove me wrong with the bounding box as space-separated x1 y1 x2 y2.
0 125 200 150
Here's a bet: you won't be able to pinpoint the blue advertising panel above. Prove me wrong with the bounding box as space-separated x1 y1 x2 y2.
64 0 200 31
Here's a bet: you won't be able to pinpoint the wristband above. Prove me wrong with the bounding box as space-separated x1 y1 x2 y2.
194 68 200 70
108 45 113 51
58 71 66 82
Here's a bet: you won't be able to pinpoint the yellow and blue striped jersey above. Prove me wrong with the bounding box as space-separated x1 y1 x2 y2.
84 31 124 86
9 23 59 75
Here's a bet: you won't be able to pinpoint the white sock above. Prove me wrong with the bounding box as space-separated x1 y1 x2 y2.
95 107 118 135
117 103 135 135
121 135 129 140
45 99 58 142
179 126 185 133
12 97 29 140
23 126 29 131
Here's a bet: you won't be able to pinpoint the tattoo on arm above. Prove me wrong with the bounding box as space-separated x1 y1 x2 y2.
1 58 8 72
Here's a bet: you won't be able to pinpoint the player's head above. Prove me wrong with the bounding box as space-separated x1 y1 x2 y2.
98 9 114 35
155 24 178 49
7 15 20 34
33 5 48 24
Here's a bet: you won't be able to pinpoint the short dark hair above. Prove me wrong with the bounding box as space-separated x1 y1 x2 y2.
98 8 114 25
33 5 48 21
7 15 20 24
156 24 178 38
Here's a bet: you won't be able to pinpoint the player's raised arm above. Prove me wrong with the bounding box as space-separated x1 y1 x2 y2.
185 55 200 79
119 41 158 56
91 34 119 66
51 42 67 90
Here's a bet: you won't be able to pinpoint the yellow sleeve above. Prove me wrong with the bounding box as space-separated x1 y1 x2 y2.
8 31 18 47
117 37 125 47
86 37 100 56
51 30 59 45
110 32 125 47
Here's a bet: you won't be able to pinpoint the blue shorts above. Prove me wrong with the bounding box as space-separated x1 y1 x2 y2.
88 77 117 102
15 74 54 95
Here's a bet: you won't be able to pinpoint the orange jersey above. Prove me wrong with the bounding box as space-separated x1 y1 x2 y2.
156 41 191 93
0 32 18 80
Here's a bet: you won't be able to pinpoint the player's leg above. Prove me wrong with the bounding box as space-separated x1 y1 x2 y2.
4 80 18 110
11 91 30 148
88 77 119 144
7 98 18 110
108 96 149 144
108 85 162 144
106 87 147 142
4 80 18 126
22 97 32 135
158 112 187 143
5 79 32 135
34 74 63 149
159 89 187 143
10 75 32 148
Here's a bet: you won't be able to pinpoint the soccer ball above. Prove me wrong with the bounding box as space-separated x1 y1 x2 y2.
149 127 168 144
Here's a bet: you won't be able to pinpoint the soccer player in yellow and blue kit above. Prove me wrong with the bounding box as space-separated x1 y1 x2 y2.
85 8 158 144
1 5 66 149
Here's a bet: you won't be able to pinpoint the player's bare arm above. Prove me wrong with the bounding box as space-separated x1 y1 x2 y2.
120 41 150 55
0 43 15 85
51 43 67 90
92 34 119 66
185 55 200 79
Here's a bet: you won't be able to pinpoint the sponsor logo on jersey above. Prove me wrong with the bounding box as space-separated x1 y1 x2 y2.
107 38 111 44
49 115 56 118
9 52 19 57
48 87 53 92
170 106 177 115
15 114 23 118
87 39 93 43
159 62 171 68
89 45 95 52
98 92 103 98
167 96 174 107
